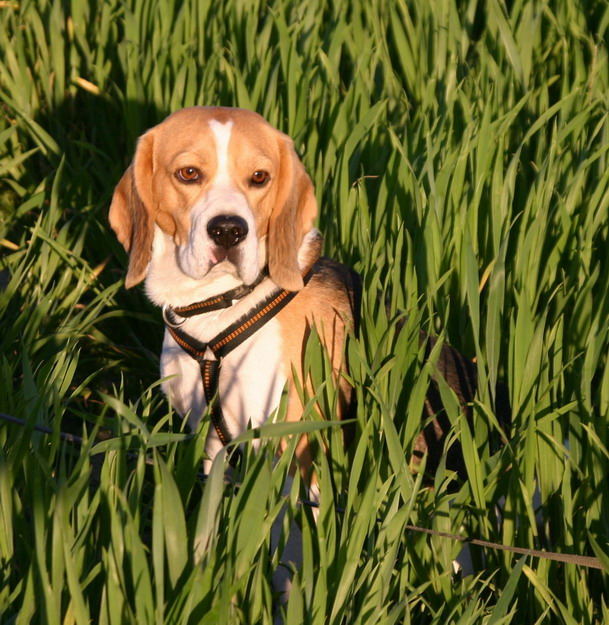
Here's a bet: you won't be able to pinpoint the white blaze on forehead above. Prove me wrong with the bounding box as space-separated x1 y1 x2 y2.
208 120 234 185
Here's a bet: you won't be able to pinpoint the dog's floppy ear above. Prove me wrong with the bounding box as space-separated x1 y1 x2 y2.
109 131 155 289
268 136 317 291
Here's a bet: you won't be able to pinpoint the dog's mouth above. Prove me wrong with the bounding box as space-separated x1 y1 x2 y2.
209 247 228 265
209 246 244 270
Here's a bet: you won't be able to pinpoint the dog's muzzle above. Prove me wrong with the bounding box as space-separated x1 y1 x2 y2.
177 189 259 282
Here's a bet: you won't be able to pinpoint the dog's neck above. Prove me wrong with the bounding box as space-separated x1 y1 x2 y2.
144 226 322 309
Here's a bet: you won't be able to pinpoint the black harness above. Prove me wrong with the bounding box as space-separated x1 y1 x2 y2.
163 270 314 465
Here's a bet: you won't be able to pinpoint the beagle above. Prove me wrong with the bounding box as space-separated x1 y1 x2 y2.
109 106 359 472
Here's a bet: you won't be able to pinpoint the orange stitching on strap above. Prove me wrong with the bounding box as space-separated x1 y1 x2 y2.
210 291 289 351
169 327 207 358
177 296 223 312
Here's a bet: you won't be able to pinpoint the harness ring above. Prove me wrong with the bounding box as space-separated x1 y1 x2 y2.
162 304 186 328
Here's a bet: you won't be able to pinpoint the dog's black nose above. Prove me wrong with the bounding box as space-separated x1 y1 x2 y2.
207 215 249 248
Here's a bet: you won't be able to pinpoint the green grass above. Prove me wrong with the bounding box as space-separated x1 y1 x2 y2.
1 0 609 622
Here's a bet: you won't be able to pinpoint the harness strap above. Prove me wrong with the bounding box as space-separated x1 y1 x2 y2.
208 283 307 358
164 323 241 465
171 271 267 317
164 268 315 465
199 358 243 466
166 324 208 359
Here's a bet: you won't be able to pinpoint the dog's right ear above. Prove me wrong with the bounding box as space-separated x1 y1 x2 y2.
109 131 155 289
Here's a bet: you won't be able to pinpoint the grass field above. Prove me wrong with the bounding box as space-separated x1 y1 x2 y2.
1 0 609 622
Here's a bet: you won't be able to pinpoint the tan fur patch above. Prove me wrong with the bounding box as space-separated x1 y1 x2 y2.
276 259 358 478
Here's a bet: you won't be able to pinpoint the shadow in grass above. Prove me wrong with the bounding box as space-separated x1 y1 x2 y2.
2 92 177 433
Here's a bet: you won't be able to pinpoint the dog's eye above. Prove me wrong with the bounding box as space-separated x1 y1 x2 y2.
250 170 270 187
175 167 203 183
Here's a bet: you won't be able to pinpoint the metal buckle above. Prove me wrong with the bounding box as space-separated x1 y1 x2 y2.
162 304 186 328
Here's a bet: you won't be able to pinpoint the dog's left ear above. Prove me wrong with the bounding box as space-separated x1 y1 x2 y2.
109 131 156 288
268 135 318 291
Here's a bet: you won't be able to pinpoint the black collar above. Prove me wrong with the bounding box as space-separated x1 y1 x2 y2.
162 270 267 328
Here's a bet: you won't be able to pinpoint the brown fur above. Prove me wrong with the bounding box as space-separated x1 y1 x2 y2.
108 165 155 288
268 136 317 291
277 253 360 473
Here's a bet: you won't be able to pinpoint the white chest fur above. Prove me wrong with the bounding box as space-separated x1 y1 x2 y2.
160 315 287 464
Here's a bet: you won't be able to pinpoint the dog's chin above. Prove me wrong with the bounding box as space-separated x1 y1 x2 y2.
215 246 261 285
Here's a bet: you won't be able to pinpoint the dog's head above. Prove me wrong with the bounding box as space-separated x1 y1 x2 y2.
109 107 317 292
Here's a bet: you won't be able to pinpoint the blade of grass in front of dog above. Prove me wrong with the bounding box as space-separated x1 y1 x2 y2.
153 450 188 589
285 569 305 624
193 448 227 565
123 500 156 624
230 453 273 579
